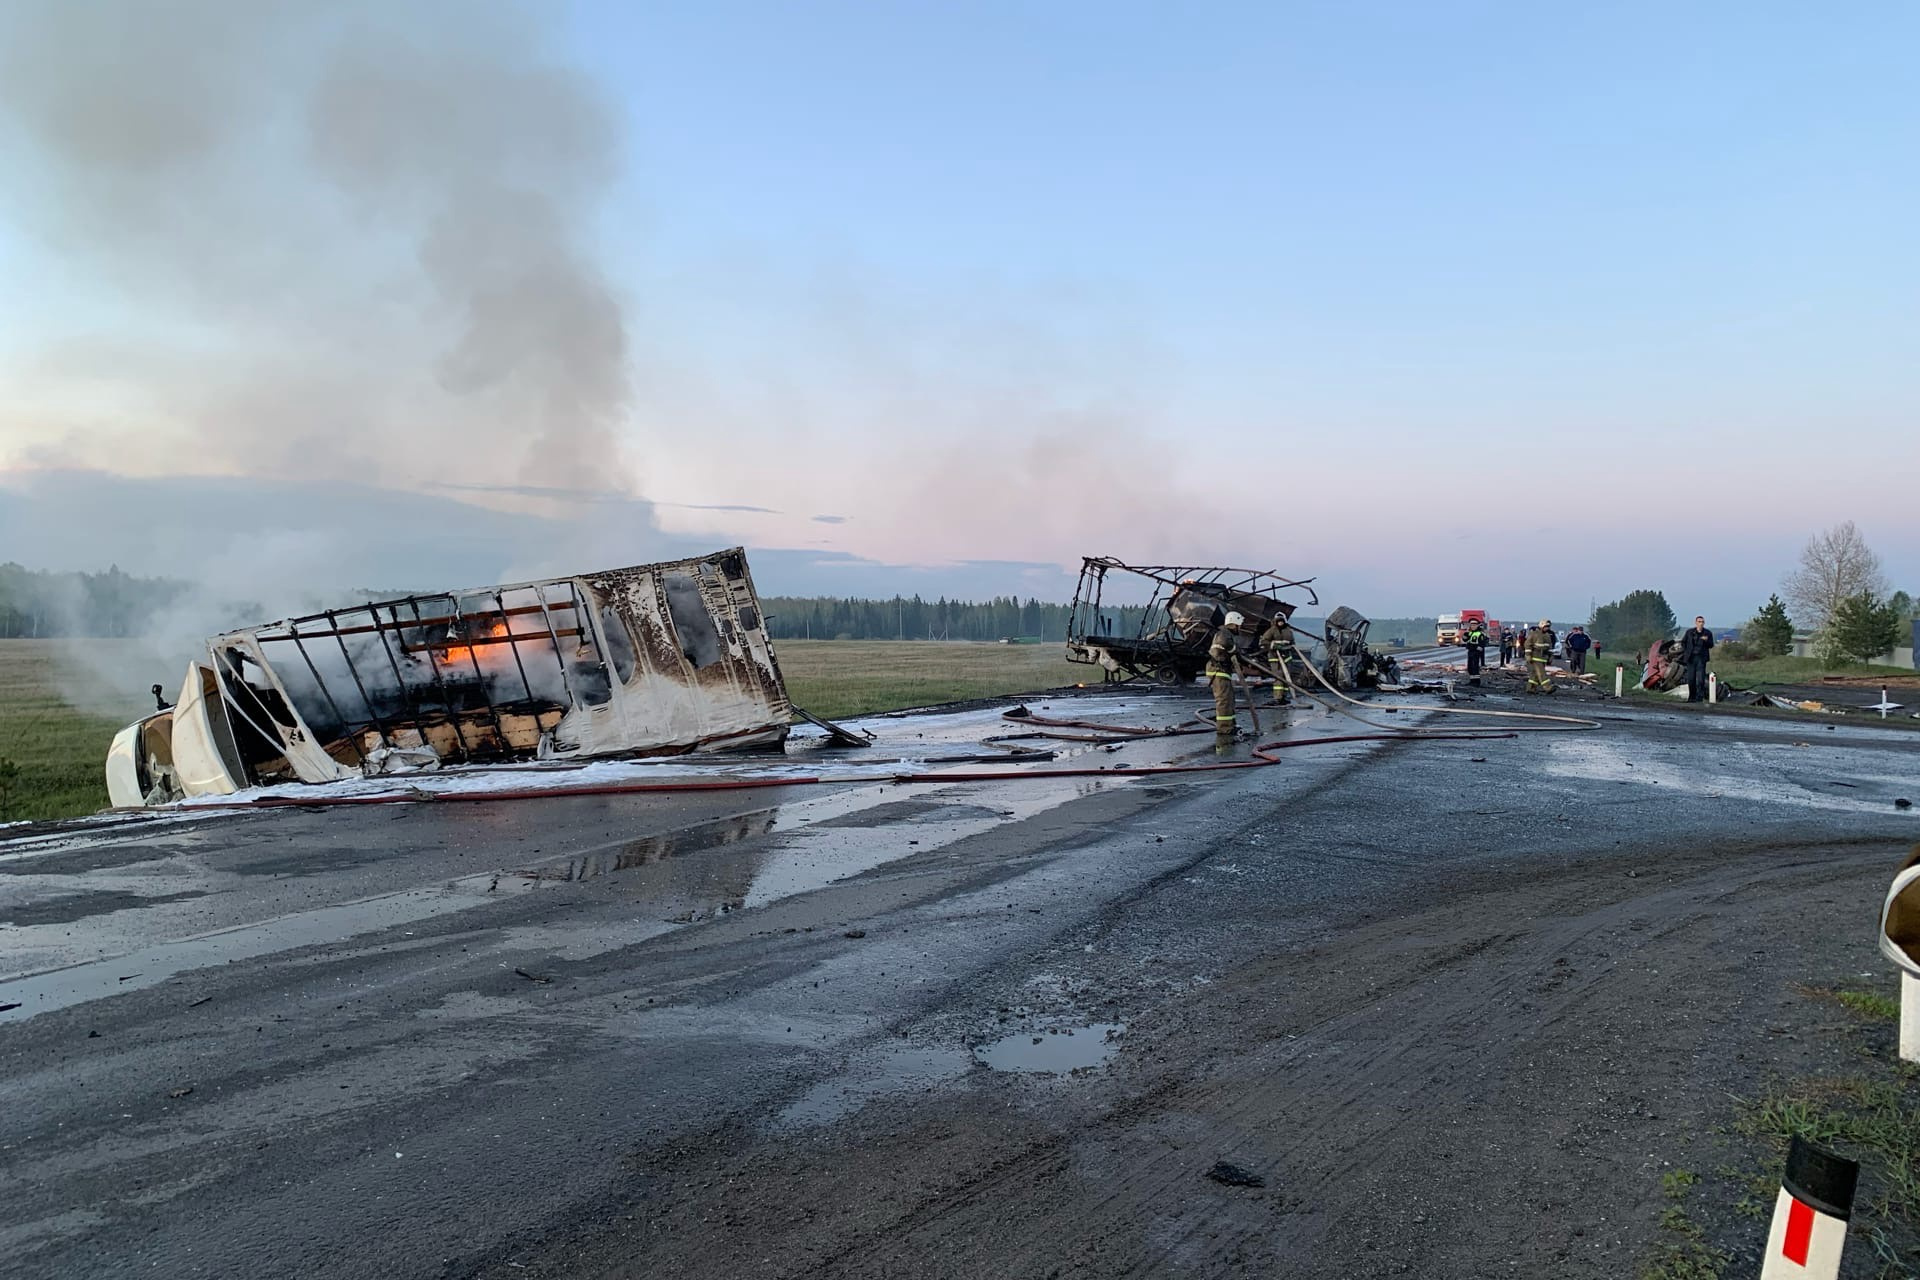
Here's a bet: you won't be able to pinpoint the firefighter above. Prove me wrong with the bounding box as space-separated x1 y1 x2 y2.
1208 612 1248 734
1257 612 1297 705
1524 617 1555 694
1463 619 1489 686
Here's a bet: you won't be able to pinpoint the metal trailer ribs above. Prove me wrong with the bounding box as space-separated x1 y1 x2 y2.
105 548 793 808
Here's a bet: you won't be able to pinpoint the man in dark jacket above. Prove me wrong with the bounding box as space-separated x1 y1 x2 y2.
1679 616 1715 702
1566 626 1592 674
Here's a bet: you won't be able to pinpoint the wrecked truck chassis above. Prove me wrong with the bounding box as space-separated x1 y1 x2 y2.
105 547 792 808
1064 558 1318 684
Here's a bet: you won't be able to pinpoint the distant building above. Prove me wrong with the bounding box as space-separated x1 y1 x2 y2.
1788 629 1917 669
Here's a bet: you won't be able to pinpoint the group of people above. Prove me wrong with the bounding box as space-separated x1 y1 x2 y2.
1463 620 1594 694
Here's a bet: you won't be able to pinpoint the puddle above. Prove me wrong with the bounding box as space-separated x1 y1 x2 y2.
974 1022 1124 1074
777 1045 974 1126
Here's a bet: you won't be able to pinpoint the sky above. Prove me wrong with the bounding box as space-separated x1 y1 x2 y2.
0 0 1915 624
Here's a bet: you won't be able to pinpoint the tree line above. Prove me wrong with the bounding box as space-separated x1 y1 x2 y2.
1584 521 1914 666
759 595 1151 642
0 563 188 638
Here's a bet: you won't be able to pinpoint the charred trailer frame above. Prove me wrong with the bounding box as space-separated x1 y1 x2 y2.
106 548 791 807
1064 557 1319 684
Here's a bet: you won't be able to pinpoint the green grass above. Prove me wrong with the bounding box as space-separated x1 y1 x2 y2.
777 639 1094 720
1642 1166 1728 1280
0 640 151 823
1838 990 1903 1022
1744 1074 1920 1236
1710 653 1918 688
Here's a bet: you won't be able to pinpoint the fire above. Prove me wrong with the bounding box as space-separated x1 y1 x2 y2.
434 620 510 670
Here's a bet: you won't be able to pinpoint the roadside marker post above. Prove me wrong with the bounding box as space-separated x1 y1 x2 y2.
1614 663 1623 698
1879 851 1920 1063
1709 673 1719 704
1759 1135 1857 1279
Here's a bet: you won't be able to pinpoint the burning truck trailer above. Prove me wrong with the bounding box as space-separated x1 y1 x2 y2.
105 548 794 808
1063 557 1398 691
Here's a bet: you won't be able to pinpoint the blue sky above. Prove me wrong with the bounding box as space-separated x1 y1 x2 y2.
1 1 1914 621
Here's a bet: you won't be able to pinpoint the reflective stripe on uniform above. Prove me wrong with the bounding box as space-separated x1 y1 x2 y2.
1206 670 1234 680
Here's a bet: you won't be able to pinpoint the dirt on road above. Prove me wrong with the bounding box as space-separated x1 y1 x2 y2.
478 825 1920 1280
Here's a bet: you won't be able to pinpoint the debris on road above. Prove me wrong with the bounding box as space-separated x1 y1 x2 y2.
513 968 553 984
105 548 791 807
1205 1161 1265 1188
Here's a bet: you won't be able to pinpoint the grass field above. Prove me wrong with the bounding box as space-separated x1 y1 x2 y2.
775 639 1093 720
0 641 151 824
1708 652 1919 687
0 638 1095 823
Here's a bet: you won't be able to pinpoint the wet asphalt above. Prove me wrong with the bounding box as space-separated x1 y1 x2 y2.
1 688 1916 1279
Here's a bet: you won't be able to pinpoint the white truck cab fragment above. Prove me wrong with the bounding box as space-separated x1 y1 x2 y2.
105 715 169 808
105 664 246 807
171 662 245 798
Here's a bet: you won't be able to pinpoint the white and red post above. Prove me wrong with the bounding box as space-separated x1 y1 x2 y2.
1760 1135 1858 1279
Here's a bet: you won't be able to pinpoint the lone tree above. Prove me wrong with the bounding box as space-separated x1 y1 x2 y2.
1589 589 1676 648
1825 590 1902 665
1784 521 1886 632
1746 594 1794 656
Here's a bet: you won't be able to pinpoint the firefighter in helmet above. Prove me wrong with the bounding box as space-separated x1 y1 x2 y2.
1208 612 1249 734
1258 611 1298 705
1525 617 1555 695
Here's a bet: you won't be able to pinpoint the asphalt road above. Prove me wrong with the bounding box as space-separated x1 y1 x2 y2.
3 689 1917 1278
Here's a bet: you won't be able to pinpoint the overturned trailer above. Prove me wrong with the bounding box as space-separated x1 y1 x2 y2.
106 548 790 807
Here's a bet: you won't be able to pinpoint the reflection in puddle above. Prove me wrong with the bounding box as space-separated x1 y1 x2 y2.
514 809 780 881
975 1023 1124 1074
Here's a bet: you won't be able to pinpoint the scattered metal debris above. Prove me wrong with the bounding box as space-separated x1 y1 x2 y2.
106 548 791 807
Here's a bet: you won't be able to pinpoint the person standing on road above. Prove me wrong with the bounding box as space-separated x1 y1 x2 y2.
1566 625 1591 675
1257 613 1297 705
1463 620 1488 686
1208 612 1249 736
1679 615 1715 702
1499 627 1514 667
1525 618 1555 695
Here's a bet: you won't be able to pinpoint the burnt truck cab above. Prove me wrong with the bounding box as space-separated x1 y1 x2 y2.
105 548 790 808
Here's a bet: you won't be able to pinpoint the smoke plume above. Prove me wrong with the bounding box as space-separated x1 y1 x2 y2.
0 0 634 496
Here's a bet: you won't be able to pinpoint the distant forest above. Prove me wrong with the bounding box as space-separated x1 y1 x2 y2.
758 596 1152 642
0 564 188 638
0 563 1438 644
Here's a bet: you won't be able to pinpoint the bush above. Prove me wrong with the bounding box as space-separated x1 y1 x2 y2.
1716 641 1762 662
